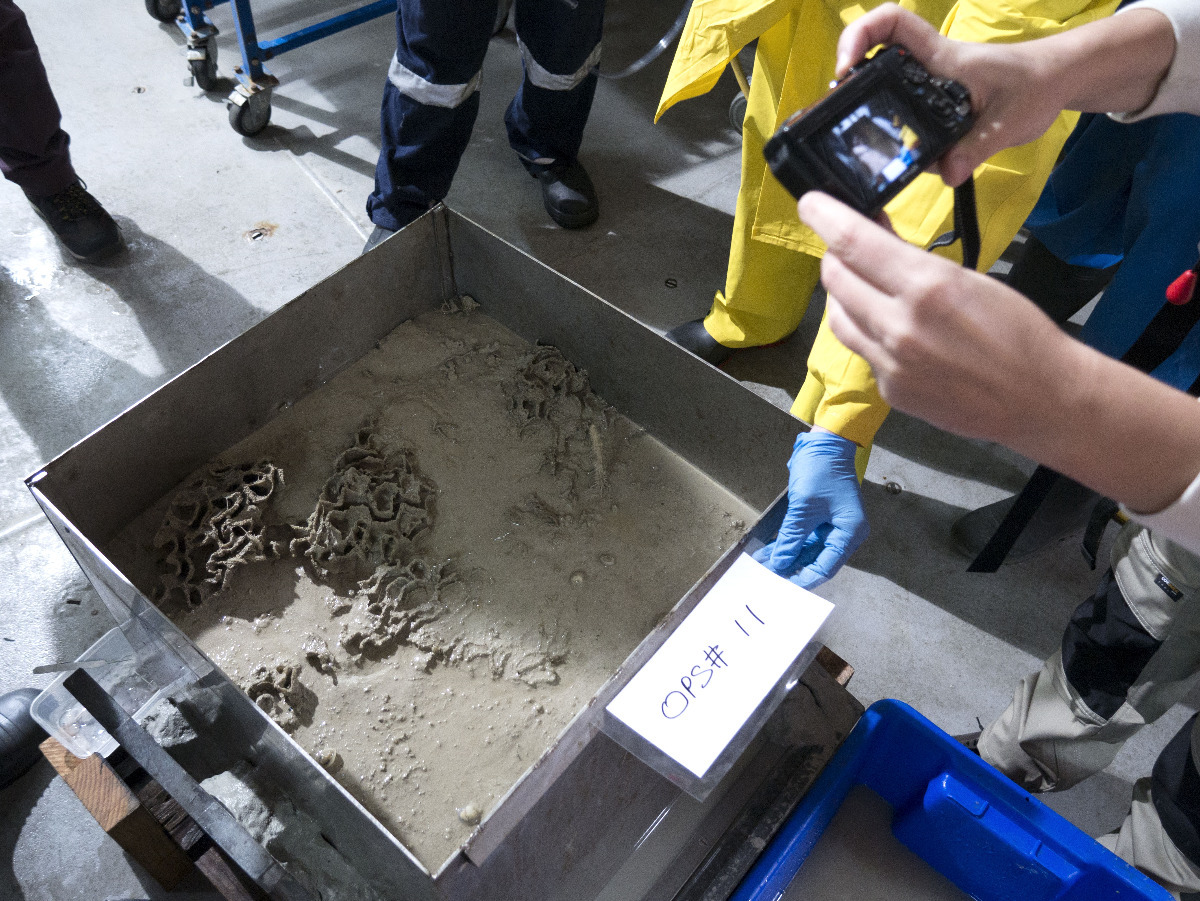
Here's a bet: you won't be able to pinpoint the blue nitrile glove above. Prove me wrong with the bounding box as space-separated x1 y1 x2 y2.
752 429 869 590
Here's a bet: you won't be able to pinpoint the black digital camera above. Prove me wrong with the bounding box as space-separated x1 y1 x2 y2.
763 45 973 217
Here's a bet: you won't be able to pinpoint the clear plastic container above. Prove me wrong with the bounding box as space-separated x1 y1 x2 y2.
31 617 195 758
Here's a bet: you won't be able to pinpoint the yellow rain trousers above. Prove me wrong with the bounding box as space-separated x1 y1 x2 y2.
657 0 1119 475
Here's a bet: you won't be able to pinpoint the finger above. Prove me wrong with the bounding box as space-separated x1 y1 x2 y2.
935 146 982 188
836 4 946 76
794 545 847 589
819 253 904 349
764 509 816 574
799 192 937 298
794 521 869 588
766 528 812 574
754 526 826 577
940 101 1038 187
791 563 834 591
794 525 832 569
750 543 774 566
824 292 884 368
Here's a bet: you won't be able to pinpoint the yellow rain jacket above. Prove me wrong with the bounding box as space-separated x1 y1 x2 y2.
657 0 1118 472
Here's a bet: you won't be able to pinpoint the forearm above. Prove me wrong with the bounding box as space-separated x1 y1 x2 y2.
1004 339 1200 514
1021 7 1176 116
801 190 1200 517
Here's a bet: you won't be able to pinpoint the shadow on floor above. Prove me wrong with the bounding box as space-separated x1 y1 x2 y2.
0 761 49 901
0 217 265 464
873 409 1034 496
0 759 217 900
1043 769 1141 839
847 478 1104 661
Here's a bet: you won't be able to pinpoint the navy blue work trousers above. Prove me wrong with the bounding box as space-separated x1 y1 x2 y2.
1025 112 1200 393
367 0 605 231
0 0 75 197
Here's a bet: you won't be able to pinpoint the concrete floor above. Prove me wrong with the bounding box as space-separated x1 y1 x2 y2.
1 1 1192 898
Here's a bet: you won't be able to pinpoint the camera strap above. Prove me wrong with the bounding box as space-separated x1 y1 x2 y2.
928 176 980 271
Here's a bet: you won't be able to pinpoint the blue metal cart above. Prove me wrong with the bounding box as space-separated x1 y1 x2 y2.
144 0 394 135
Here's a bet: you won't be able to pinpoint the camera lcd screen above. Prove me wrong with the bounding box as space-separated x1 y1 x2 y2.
814 89 924 202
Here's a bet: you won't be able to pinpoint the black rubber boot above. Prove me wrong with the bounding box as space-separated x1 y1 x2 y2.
0 688 48 790
532 159 599 229
362 202 432 254
665 318 735 366
954 731 982 755
26 181 124 263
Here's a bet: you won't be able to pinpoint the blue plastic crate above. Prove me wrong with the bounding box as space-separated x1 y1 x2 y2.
732 699 1172 901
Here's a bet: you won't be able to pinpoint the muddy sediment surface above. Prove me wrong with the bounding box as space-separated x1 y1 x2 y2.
107 307 754 870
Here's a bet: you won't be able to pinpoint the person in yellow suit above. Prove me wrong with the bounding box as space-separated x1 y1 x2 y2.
656 0 1119 588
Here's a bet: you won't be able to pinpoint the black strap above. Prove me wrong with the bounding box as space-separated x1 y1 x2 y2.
1121 291 1200 378
953 178 981 271
930 173 1055 574
1081 497 1122 570
967 465 1061 573
927 177 981 271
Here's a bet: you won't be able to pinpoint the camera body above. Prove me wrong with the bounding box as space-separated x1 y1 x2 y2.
763 45 973 217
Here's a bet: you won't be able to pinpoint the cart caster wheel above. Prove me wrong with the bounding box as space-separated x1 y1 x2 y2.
228 90 271 136
188 40 219 91
729 91 747 134
145 0 180 22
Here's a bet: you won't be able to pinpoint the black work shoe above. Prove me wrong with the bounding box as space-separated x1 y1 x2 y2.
0 688 48 790
533 159 598 229
26 181 123 263
362 225 395 254
665 318 736 366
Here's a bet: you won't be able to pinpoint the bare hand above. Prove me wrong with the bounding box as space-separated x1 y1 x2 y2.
798 191 1086 445
835 4 1067 185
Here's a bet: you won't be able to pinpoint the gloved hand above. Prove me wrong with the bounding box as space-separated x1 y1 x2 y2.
752 429 869 590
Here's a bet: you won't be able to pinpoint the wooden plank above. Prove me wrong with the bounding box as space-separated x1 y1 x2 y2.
40 737 194 889
816 645 854 687
45 738 267 901
195 845 267 901
124 759 268 901
127 760 268 901
40 737 139 831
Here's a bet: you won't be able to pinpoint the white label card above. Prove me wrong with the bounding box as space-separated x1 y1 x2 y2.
606 553 834 778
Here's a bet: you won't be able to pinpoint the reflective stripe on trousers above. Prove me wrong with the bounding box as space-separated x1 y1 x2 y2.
367 0 604 231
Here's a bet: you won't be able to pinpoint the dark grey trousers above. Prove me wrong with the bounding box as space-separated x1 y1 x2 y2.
0 0 75 196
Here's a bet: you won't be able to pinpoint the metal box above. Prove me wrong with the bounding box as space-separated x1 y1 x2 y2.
26 207 839 901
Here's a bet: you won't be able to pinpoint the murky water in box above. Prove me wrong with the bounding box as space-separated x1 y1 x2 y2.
107 307 755 870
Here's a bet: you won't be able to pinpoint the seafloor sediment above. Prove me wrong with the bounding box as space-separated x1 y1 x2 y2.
107 305 754 869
